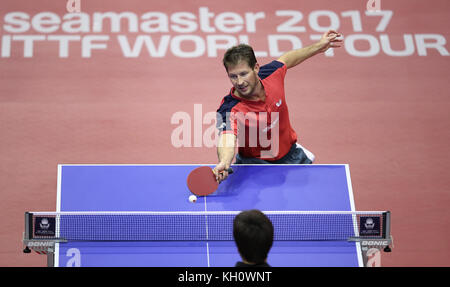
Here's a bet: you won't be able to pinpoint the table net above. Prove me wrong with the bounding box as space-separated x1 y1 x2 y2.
26 211 388 242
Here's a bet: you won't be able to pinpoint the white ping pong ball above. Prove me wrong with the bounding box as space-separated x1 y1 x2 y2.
189 195 197 203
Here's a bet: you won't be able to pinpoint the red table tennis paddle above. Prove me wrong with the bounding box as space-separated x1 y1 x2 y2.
187 166 233 196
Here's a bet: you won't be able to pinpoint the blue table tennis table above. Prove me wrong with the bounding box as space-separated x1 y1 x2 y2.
49 164 364 267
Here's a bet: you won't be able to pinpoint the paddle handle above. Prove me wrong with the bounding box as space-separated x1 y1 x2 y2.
214 167 233 175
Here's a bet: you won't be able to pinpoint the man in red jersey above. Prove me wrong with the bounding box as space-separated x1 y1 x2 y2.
214 30 343 183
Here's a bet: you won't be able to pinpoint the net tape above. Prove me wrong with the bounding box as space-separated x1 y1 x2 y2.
29 211 387 241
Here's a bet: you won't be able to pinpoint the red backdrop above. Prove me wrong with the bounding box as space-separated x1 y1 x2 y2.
1 0 449 266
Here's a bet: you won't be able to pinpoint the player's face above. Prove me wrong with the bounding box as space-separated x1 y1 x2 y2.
227 61 260 98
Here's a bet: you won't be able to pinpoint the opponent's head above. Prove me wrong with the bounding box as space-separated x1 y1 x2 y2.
233 209 274 264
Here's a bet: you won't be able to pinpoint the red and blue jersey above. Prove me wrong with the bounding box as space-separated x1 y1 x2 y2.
216 60 297 161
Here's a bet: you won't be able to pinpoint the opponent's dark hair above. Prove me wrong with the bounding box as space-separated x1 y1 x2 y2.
233 209 274 264
222 44 257 71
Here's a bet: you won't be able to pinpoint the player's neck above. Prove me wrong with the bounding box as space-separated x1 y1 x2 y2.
254 81 265 101
242 258 267 266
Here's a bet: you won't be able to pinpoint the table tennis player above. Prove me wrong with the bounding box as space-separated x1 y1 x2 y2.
213 30 343 182
233 209 274 267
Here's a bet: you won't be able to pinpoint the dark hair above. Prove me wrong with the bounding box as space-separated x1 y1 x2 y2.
233 209 274 264
222 44 257 71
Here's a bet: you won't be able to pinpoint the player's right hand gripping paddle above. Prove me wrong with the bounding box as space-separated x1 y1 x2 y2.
187 166 233 196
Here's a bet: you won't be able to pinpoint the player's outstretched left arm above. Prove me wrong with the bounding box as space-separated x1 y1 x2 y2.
277 30 343 69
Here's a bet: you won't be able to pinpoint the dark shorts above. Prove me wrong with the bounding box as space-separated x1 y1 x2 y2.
235 143 315 165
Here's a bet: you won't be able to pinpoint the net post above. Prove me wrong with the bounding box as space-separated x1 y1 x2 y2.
382 211 392 252
24 212 33 240
382 211 390 239
23 212 33 253
23 212 62 265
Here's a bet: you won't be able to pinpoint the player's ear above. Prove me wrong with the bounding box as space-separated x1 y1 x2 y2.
253 63 260 73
